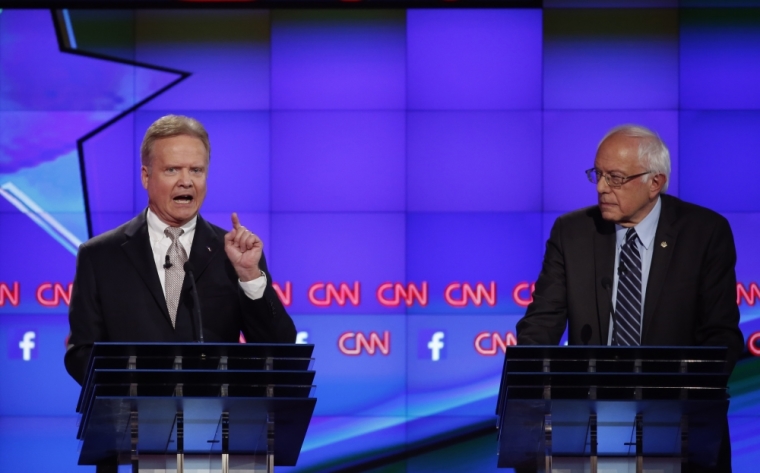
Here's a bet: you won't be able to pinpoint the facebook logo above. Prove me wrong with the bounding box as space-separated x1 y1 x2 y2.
418 330 446 361
296 330 310 344
8 330 37 361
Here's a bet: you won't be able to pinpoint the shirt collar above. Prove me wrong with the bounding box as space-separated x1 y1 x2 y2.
615 196 661 250
146 208 197 241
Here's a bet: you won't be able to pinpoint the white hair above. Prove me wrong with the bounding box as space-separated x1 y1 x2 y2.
598 124 671 193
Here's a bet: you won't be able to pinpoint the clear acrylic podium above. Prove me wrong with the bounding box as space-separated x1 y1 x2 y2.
75 343 316 473
496 346 729 473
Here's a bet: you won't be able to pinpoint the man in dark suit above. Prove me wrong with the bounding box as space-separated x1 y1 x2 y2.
517 124 743 367
516 124 744 471
65 115 296 385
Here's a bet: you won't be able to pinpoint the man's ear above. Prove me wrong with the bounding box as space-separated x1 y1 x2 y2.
141 165 150 190
650 173 667 197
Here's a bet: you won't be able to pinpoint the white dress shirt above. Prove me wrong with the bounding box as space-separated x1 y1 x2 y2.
146 209 266 300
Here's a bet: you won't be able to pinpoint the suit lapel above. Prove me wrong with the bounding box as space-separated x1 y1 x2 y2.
187 215 222 284
121 211 171 323
594 213 616 345
642 195 678 343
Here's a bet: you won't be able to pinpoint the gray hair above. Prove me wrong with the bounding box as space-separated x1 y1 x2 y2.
599 124 671 193
140 115 210 169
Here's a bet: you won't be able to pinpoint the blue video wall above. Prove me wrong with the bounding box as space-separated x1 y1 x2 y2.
1 6 760 472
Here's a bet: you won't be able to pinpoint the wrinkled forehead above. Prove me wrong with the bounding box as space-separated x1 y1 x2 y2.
149 135 210 166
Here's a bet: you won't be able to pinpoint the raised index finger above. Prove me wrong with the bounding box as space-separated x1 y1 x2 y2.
231 212 241 230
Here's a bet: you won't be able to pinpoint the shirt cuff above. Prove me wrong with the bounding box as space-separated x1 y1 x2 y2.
239 272 267 300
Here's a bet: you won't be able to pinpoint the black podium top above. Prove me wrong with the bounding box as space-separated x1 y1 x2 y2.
497 345 728 412
78 342 314 412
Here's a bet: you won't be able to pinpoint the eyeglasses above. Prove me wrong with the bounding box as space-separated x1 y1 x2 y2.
585 168 652 189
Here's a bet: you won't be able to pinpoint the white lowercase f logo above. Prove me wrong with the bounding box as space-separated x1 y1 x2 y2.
19 331 36 361
427 331 445 361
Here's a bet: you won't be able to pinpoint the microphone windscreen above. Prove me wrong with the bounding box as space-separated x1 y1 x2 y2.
601 277 612 289
183 261 194 274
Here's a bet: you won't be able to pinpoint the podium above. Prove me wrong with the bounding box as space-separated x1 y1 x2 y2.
496 346 729 473
75 343 316 473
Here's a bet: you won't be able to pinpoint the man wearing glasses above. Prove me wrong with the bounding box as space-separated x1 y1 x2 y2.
515 124 743 470
517 124 743 366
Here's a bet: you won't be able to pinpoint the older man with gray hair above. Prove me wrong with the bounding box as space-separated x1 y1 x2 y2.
517 124 742 364
515 124 743 471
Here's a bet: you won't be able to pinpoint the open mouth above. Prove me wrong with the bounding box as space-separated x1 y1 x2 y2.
173 194 194 204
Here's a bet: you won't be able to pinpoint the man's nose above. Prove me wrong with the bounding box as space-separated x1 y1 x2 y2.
178 170 193 186
596 175 610 193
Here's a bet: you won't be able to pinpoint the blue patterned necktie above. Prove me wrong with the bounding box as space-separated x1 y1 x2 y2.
614 228 642 346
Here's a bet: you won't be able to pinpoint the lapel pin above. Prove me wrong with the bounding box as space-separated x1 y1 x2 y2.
207 246 212 252
660 241 668 248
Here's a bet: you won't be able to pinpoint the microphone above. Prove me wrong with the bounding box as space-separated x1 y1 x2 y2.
602 277 616 345
183 262 204 343
581 324 592 345
601 277 613 289
163 255 172 269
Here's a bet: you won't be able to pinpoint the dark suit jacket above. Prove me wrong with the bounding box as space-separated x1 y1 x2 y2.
516 194 744 372
65 211 296 385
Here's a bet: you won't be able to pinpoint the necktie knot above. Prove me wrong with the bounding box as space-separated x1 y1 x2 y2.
625 228 638 245
165 227 184 242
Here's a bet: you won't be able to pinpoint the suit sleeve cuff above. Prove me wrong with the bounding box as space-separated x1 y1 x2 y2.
239 271 267 300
